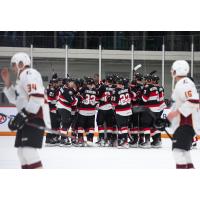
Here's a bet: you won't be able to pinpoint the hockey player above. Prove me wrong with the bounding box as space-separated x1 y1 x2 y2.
45 75 60 146
129 73 144 147
1 52 49 169
96 75 115 147
112 77 133 148
140 74 160 148
151 74 166 148
167 60 200 169
69 79 79 145
76 77 98 147
56 78 77 146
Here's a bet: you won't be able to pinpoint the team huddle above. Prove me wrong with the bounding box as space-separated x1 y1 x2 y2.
46 71 166 149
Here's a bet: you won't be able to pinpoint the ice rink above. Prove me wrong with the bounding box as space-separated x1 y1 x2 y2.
0 136 200 169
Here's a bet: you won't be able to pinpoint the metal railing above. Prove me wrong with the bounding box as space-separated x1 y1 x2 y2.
1 33 200 104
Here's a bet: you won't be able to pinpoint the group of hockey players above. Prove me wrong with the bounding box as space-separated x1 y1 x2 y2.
45 70 166 149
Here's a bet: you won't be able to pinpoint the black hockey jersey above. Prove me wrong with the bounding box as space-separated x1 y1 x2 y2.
130 82 144 106
112 87 132 116
78 87 98 116
47 87 59 113
141 83 160 112
57 86 77 112
96 84 114 110
154 84 166 111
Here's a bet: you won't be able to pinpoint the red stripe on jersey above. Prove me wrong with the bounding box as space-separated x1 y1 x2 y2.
29 93 44 98
106 127 113 130
58 99 71 108
144 104 160 108
112 103 117 107
99 102 111 107
121 127 128 131
180 114 192 126
142 95 148 101
188 99 200 104
48 96 57 101
150 91 158 96
79 107 96 111
115 107 132 112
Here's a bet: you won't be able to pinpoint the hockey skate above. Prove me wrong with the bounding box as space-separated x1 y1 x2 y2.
45 137 60 147
129 140 138 148
59 137 72 147
139 141 151 149
96 138 105 147
73 137 86 147
104 140 111 147
151 140 162 148
117 139 129 149
86 140 97 147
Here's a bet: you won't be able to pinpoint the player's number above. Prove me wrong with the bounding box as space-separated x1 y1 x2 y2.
84 94 96 105
27 83 37 93
119 93 131 105
185 90 192 98
103 91 111 102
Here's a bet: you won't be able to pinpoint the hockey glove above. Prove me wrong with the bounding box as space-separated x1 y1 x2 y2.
8 108 29 131
153 118 171 131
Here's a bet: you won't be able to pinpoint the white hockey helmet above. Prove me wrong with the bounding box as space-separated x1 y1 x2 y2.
171 60 190 77
11 52 31 72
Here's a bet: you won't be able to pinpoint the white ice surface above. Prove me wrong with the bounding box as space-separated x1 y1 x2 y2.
0 136 200 169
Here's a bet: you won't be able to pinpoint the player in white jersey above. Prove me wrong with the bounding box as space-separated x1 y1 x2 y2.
167 60 200 169
1 52 50 169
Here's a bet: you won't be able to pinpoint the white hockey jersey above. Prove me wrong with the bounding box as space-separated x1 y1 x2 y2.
168 77 200 135
3 68 51 129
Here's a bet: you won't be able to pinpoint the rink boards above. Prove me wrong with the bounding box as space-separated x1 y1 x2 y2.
0 106 173 138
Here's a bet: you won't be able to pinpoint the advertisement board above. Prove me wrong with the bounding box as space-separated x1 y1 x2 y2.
0 107 17 132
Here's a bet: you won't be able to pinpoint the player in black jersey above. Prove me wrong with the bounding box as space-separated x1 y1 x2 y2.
45 75 60 146
151 75 166 148
140 74 160 148
57 78 78 146
76 77 98 147
112 77 133 149
129 73 144 147
96 75 115 147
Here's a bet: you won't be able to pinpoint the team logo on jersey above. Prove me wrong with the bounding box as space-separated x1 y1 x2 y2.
0 113 7 124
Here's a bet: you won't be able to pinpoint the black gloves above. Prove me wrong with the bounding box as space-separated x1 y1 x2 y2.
154 118 171 131
8 108 29 131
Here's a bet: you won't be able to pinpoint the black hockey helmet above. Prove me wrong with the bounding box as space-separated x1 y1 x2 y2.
52 73 58 80
135 72 143 81
123 78 129 85
152 75 160 83
144 74 152 82
116 76 124 85
58 77 63 82
106 75 114 83
85 77 95 85
62 78 69 85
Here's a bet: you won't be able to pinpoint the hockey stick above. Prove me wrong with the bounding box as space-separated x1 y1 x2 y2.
0 113 70 138
132 64 142 81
